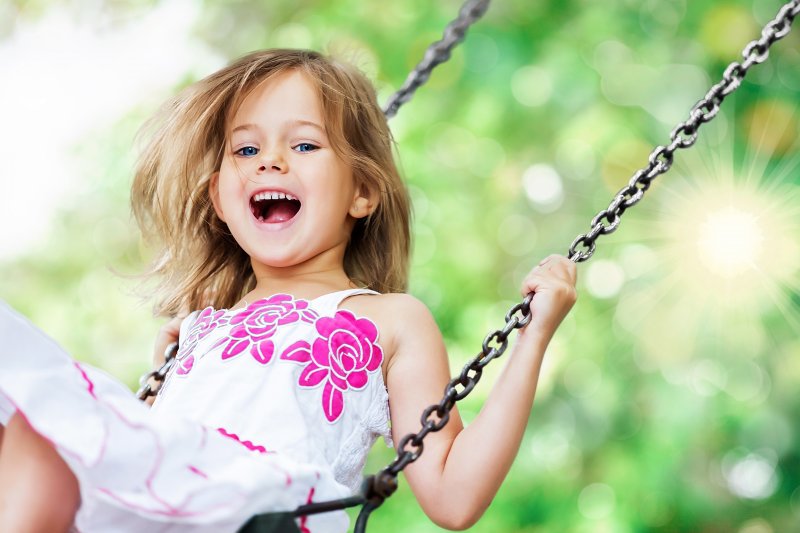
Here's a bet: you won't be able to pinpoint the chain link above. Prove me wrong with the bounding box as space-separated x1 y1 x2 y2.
371 0 800 512
138 0 492 404
567 0 799 264
136 342 178 400
382 0 491 118
134 1 798 529
382 295 530 478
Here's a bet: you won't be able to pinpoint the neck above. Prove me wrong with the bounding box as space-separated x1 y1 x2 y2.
250 269 356 300
245 248 356 303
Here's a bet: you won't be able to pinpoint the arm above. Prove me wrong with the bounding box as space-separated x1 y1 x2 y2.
385 255 577 530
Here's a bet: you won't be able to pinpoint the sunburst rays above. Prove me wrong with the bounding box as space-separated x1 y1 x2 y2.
615 98 800 373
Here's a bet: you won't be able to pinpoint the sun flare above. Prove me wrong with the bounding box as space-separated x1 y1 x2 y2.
662 175 798 306
697 206 764 279
615 111 800 369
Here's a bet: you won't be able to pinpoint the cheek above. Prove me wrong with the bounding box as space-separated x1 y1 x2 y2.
212 179 245 225
217 169 246 200
220 156 250 182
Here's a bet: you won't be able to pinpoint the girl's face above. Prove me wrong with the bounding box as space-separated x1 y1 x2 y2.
210 70 373 277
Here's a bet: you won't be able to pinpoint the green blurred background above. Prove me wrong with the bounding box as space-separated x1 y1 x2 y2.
1 0 799 531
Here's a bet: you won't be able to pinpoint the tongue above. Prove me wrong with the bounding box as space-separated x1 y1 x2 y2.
265 200 297 223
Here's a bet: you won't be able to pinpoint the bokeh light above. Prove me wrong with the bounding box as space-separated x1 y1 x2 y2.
585 259 626 299
2 1 799 531
578 482 616 520
722 449 779 500
738 518 774 533
511 65 553 107
522 163 564 212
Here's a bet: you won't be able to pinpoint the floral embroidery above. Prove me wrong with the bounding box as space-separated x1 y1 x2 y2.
175 307 229 376
222 294 318 365
281 310 383 423
168 295 383 425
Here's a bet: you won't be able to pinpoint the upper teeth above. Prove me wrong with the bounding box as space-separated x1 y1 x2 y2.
252 191 297 202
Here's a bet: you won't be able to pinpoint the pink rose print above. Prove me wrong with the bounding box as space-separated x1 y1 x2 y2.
222 294 318 366
175 307 228 376
280 310 383 423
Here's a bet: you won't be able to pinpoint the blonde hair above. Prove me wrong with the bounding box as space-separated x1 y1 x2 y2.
132 49 411 317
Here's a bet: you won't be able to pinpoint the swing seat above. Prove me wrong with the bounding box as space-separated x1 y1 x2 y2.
237 512 301 533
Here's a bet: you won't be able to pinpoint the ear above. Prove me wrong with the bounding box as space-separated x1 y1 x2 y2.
349 184 378 219
208 172 226 222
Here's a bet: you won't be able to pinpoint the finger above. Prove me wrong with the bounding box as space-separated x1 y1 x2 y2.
549 256 577 283
528 256 571 280
521 276 578 308
520 272 551 297
525 258 577 286
536 255 577 283
539 253 562 264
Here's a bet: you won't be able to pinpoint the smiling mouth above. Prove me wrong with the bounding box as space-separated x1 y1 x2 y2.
250 191 301 224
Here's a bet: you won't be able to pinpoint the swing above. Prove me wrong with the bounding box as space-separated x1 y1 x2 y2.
136 0 800 531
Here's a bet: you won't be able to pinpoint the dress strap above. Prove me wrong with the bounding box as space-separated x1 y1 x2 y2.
310 288 379 314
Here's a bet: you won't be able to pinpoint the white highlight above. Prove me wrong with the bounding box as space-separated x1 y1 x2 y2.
0 0 223 260
522 164 564 212
723 451 778 500
585 259 626 299
697 206 764 278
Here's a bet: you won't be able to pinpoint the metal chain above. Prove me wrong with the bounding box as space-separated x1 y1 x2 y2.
382 0 491 118
137 0 490 403
384 297 532 474
137 1 799 530
144 2 492 529
136 342 178 400
360 0 800 522
567 0 800 264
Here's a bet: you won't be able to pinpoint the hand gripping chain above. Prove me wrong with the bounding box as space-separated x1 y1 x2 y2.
358 1 800 530
138 1 800 531
567 0 800 263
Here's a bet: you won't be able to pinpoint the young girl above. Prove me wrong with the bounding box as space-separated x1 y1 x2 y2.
0 49 577 532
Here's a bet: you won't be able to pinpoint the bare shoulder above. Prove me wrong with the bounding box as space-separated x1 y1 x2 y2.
342 292 436 329
340 292 442 367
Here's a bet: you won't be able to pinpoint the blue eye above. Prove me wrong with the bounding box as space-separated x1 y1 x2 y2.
294 143 318 153
235 146 259 157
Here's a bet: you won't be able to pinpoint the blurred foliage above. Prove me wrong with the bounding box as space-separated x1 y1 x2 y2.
2 0 799 531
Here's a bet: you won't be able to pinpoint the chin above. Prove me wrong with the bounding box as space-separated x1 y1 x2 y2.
251 253 306 270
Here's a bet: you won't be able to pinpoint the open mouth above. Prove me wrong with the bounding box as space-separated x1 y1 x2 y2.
249 191 301 224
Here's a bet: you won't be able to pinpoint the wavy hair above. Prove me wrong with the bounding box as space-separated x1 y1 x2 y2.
131 49 411 317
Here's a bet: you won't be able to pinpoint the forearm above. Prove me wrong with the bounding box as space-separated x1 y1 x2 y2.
428 329 551 527
387 266 576 530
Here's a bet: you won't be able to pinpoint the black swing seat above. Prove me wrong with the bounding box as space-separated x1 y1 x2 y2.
236 475 394 533
238 512 301 533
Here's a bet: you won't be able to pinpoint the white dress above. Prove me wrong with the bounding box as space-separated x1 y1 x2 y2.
0 289 392 533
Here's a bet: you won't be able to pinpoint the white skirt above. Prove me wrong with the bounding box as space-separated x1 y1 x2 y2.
0 301 349 533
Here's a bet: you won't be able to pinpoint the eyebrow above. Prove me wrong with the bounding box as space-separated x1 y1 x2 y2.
231 120 325 134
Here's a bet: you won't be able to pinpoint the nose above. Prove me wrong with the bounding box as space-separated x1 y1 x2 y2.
256 149 287 174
